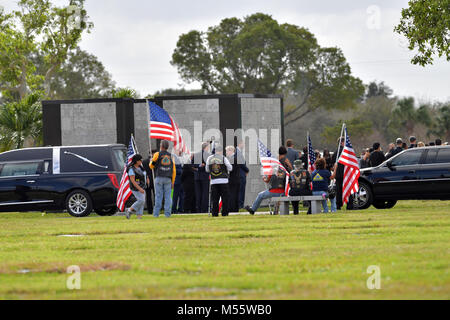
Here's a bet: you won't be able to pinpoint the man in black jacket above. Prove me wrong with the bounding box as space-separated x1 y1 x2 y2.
226 145 249 213
369 142 386 167
331 138 345 210
192 142 211 213
181 154 196 213
386 138 404 159
142 151 155 215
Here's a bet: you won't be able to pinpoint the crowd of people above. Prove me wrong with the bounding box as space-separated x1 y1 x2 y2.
124 135 448 218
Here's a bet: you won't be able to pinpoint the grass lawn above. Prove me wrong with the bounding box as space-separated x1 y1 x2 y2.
0 200 449 300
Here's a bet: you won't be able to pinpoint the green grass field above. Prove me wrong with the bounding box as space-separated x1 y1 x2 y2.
0 200 449 300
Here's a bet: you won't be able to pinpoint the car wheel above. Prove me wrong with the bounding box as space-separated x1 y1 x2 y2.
354 181 373 210
95 207 118 216
373 200 397 209
66 190 92 217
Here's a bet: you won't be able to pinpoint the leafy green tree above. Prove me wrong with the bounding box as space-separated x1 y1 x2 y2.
112 87 139 99
172 13 364 125
365 81 393 99
0 92 42 150
321 118 373 151
0 0 93 100
150 88 205 97
391 97 432 137
34 47 115 100
428 104 450 142
394 0 449 66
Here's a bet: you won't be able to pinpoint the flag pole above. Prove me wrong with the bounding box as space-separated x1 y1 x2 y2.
208 138 215 216
335 123 346 162
306 131 310 172
146 99 156 211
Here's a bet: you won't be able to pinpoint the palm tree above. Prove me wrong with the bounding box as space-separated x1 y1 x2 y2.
428 105 450 142
0 93 42 151
391 97 431 137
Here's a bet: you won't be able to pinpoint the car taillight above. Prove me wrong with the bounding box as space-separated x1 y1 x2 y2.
107 173 120 189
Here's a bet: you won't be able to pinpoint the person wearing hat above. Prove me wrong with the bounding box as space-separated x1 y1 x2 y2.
126 154 149 219
386 138 404 159
289 159 312 215
409 136 417 149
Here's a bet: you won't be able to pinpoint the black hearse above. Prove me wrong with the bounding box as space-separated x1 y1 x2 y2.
356 146 450 209
0 144 126 217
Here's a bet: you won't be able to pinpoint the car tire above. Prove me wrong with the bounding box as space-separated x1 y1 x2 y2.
66 190 93 217
95 206 118 216
373 200 397 209
355 181 373 210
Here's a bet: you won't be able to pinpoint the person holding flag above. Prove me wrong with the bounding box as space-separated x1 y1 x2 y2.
337 126 360 209
331 137 346 210
125 154 148 219
116 135 145 218
245 140 290 215
307 133 316 173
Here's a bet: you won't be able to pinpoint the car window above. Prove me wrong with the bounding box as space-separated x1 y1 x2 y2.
436 149 450 164
60 147 111 172
390 150 423 166
112 148 126 170
425 149 438 164
0 162 41 177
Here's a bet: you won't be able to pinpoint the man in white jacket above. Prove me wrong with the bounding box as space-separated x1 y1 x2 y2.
205 144 232 217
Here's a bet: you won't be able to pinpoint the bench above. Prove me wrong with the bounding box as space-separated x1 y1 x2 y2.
273 196 325 215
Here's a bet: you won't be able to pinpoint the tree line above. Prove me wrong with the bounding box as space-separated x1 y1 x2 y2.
0 1 448 152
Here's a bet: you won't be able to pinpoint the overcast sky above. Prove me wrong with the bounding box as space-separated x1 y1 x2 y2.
2 0 449 102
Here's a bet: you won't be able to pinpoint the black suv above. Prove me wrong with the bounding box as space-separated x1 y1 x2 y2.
0 144 126 217
355 146 450 209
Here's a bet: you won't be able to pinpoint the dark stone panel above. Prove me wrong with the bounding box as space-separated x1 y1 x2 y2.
116 100 135 145
42 102 62 146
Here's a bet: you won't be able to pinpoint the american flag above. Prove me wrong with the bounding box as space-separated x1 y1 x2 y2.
116 136 138 211
149 101 189 154
258 139 290 196
307 134 316 173
338 127 360 204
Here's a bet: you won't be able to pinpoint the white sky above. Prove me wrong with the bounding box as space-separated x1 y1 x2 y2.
2 0 449 102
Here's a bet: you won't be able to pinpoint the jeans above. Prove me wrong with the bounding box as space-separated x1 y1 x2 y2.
131 190 146 216
312 191 337 213
251 190 284 212
153 177 172 217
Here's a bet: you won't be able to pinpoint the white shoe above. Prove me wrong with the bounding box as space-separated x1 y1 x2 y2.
125 208 131 219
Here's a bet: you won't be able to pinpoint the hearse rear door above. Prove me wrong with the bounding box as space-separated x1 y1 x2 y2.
0 160 48 208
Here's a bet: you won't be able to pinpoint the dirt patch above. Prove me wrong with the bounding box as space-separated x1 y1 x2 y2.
0 262 131 275
53 231 147 237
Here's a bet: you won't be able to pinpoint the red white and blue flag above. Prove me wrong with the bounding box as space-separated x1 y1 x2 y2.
149 101 189 154
258 139 290 196
116 136 138 211
338 127 360 204
307 133 316 173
